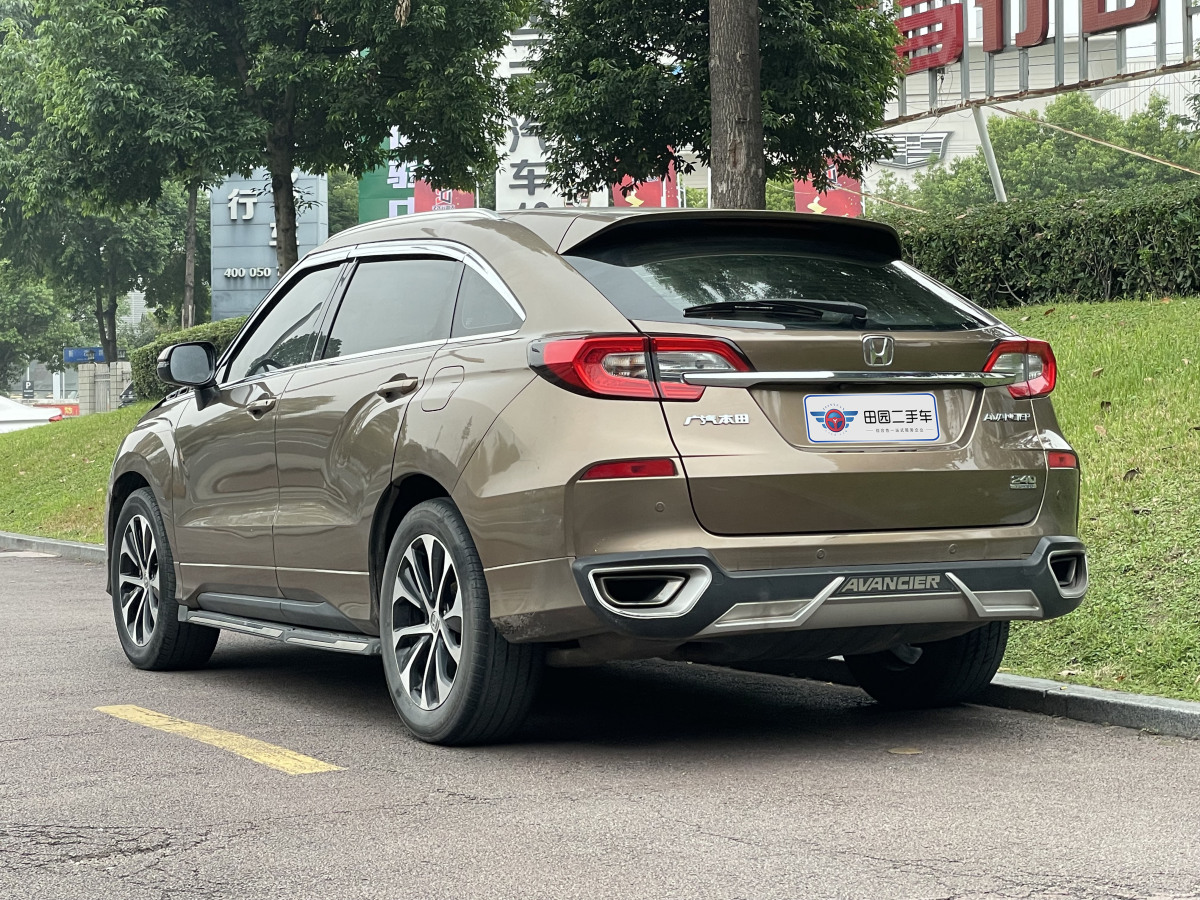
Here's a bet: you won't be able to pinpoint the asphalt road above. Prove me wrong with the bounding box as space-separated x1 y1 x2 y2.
3 550 1199 900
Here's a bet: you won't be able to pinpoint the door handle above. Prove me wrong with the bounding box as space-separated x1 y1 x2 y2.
376 375 419 400
246 396 276 417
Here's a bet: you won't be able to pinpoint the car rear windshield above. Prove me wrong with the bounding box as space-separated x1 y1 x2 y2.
565 235 989 331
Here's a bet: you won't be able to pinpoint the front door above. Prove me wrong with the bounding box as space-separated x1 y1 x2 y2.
172 262 344 600
272 254 464 627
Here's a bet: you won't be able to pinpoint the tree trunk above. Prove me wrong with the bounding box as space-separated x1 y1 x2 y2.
709 0 766 209
98 266 118 365
267 133 299 275
182 181 198 330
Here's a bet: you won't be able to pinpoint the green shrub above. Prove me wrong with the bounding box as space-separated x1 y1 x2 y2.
129 317 246 401
885 181 1200 307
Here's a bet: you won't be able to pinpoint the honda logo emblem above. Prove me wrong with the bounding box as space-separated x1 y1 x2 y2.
862 335 894 367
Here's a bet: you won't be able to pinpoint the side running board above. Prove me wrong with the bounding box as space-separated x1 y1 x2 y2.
178 607 381 656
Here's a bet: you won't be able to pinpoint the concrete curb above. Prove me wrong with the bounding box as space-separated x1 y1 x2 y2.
772 658 1200 740
0 531 105 563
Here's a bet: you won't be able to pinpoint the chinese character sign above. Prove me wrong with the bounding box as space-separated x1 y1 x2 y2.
494 28 608 210
414 182 477 213
210 170 328 321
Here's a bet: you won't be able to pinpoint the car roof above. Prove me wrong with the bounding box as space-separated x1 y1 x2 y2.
319 207 904 260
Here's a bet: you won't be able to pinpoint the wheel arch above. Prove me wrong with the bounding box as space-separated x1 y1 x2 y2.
369 473 453 622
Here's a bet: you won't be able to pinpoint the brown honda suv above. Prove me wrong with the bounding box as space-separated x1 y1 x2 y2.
106 209 1086 744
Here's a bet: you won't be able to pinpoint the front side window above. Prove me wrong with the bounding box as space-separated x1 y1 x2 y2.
322 257 461 360
224 264 342 382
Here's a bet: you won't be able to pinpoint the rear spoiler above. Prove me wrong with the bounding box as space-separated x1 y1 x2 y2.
557 210 903 261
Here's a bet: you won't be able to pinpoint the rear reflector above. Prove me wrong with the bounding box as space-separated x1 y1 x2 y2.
983 339 1057 399
581 458 678 480
533 335 750 401
1047 451 1077 469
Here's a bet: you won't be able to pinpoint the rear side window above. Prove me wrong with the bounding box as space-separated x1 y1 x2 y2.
452 267 522 338
322 257 462 359
566 235 987 331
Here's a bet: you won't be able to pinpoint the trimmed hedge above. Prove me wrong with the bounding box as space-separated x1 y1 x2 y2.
886 181 1200 307
130 317 246 401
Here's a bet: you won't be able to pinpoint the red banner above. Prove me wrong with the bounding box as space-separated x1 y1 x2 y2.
414 181 477 213
612 162 680 208
793 164 863 217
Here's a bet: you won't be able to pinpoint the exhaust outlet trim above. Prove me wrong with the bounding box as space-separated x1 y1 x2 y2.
587 564 712 619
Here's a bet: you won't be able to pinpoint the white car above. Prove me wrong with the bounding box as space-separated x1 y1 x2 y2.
0 396 62 434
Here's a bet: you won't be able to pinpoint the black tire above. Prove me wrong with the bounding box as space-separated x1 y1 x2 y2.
844 621 1009 709
111 487 218 670
379 499 542 745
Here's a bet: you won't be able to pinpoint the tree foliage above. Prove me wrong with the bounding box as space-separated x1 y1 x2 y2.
0 261 80 387
2 0 527 273
517 0 899 204
871 93 1200 217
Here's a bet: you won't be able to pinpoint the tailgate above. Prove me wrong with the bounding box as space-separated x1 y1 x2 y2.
651 326 1047 536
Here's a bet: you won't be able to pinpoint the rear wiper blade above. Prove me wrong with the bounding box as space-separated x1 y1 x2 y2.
683 298 869 322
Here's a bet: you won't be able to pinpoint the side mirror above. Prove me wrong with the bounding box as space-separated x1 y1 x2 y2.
157 341 217 388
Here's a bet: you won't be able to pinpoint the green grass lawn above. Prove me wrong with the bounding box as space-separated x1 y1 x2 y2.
0 402 152 544
995 299 1200 701
1 298 1197 699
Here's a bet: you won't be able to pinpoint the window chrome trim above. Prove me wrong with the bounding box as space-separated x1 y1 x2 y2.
218 239 527 388
347 238 526 324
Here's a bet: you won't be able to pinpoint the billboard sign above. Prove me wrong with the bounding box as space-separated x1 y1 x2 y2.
210 171 328 321
889 0 1200 124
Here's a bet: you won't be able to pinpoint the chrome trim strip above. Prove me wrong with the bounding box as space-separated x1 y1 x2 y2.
682 371 1017 387
179 562 275 571
700 576 845 635
178 608 380 655
944 572 1042 618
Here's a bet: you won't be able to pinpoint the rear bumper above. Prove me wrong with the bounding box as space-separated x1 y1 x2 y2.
564 535 1086 642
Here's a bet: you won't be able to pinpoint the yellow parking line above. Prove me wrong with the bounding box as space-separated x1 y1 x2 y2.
96 705 343 775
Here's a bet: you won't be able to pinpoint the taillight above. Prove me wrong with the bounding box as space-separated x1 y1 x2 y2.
539 336 656 399
1047 450 1077 469
984 339 1057 399
581 458 678 480
532 336 750 401
49 414 63 422
651 337 751 400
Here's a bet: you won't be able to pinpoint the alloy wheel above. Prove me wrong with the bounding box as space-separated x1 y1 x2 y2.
117 514 160 646
390 534 464 710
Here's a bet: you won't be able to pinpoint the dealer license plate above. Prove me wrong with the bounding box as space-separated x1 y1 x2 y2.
804 392 941 443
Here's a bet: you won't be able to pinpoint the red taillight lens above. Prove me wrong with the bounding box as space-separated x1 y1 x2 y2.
984 339 1057 399
49 414 63 422
534 336 750 400
581 458 678 480
1047 450 1077 469
539 336 656 399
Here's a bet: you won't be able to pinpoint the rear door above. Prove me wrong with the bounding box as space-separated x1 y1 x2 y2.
565 220 1048 536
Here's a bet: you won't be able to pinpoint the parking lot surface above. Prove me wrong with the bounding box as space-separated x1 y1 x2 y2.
3 551 1199 899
